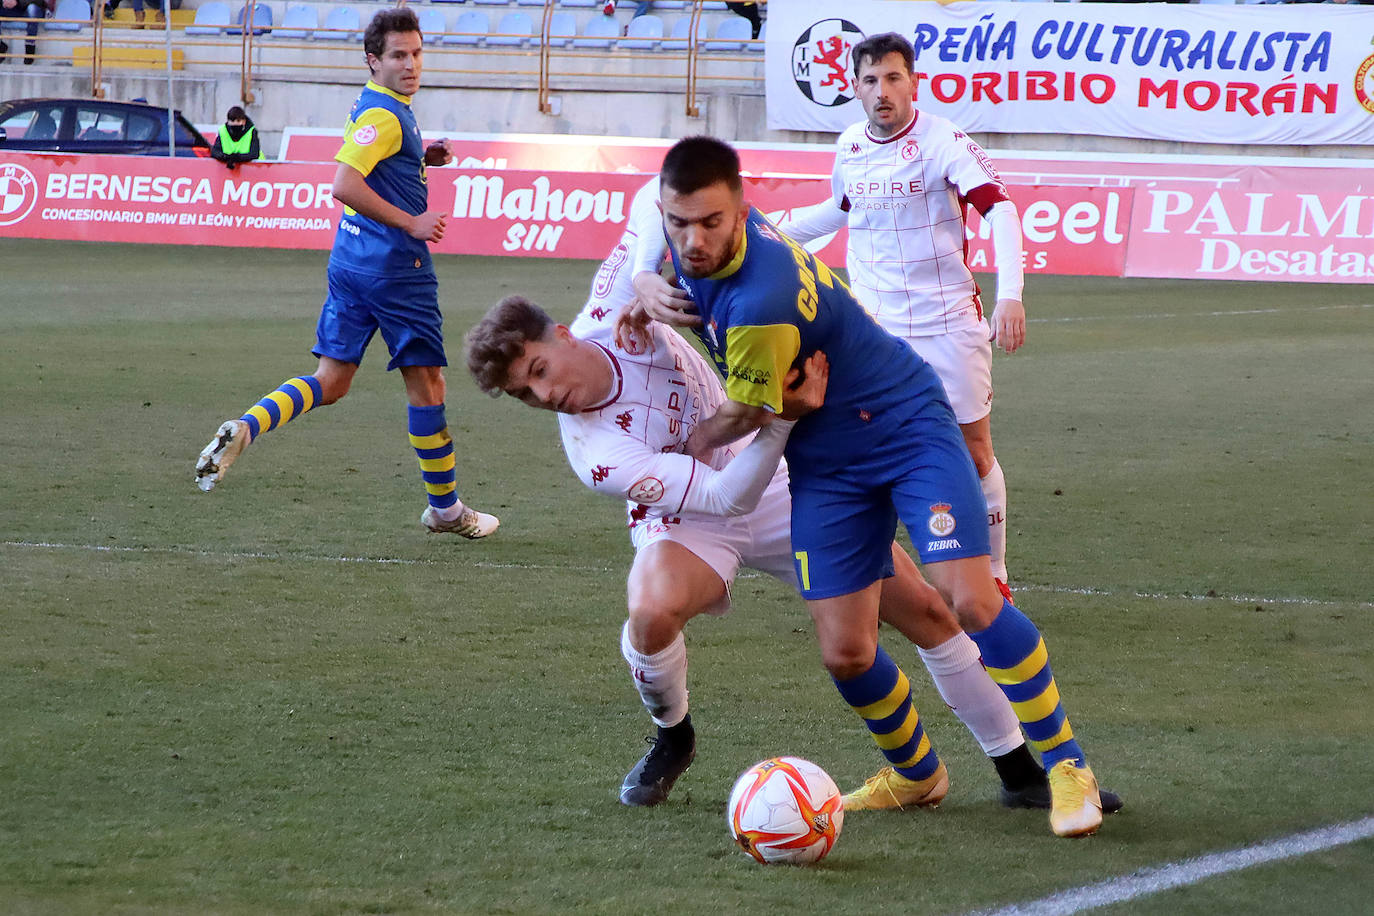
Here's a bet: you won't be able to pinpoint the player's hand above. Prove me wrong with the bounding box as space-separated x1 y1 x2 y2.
612 301 654 355
409 210 448 243
779 351 829 421
423 139 453 167
632 270 701 328
991 298 1026 353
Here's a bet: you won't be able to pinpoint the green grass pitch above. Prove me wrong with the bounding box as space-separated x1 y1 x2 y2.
1 239 1371 914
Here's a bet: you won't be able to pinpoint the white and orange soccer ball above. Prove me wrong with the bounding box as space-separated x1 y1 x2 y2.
726 756 843 865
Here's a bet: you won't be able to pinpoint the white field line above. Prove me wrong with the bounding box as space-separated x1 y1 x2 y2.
968 816 1374 916
1027 302 1372 325
3 541 1368 609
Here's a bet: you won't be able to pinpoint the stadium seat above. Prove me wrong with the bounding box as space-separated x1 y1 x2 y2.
660 15 704 51
184 1 231 35
488 10 532 47
559 0 598 8
317 5 360 41
416 7 446 42
572 14 616 49
445 10 488 45
748 21 764 51
620 13 662 50
705 15 749 52
272 4 316 39
227 3 273 37
44 0 89 32
473 0 509 5
701 1 728 9
545 10 575 47
652 1 687 9
516 0 548 5
1 13 27 32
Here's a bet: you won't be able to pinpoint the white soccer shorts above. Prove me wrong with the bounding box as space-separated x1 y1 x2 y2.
628 470 797 615
905 321 995 426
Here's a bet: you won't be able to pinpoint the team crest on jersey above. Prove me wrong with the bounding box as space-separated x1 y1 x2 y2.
927 503 956 537
791 19 864 107
901 140 919 161
352 124 377 146
628 476 665 504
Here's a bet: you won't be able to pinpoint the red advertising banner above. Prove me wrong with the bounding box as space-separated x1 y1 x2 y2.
3 149 1369 283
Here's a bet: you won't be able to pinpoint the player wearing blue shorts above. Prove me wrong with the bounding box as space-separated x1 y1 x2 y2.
640 136 1107 838
194 8 497 539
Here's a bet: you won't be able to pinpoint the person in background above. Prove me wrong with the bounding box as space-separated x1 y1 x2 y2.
211 105 263 169
0 0 51 65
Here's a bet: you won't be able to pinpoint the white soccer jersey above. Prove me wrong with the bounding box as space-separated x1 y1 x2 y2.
832 110 1007 338
563 264 746 530
581 177 665 324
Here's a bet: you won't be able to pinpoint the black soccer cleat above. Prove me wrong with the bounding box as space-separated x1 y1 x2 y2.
1000 779 1123 814
619 717 696 807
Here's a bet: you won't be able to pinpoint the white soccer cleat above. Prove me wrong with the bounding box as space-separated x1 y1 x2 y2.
195 419 251 492
420 504 500 539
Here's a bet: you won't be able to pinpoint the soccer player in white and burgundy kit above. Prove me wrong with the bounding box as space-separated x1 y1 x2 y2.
467 180 1122 819
779 31 1027 595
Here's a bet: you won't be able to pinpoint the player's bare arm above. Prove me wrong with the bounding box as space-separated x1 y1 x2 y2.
685 398 772 460
332 162 448 243
423 138 453 167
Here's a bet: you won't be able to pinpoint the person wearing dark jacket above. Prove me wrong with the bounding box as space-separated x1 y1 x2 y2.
211 106 262 169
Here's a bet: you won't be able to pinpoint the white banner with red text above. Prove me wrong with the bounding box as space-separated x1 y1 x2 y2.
3 150 1372 284
766 1 1374 145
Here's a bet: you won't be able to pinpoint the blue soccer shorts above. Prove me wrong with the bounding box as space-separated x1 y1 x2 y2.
314 264 445 370
787 415 991 600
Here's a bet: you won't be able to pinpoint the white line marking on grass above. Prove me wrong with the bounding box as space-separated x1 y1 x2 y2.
969 816 1374 916
1028 302 1372 325
4 542 1365 608
2 541 616 573
1014 582 1373 611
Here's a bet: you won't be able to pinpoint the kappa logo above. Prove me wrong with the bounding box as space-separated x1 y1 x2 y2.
791 18 864 107
352 124 377 146
615 410 633 431
0 163 39 227
589 306 611 321
927 502 956 537
850 142 862 154
590 465 615 484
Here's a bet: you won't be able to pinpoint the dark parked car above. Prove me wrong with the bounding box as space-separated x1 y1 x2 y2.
0 97 212 157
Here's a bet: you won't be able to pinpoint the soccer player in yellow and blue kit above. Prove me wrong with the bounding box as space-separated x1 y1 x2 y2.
655 136 1107 838
194 8 497 539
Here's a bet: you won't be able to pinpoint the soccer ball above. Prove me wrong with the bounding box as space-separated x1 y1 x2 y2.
726 756 843 865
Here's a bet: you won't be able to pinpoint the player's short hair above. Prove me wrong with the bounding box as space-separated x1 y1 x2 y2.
464 295 556 396
225 106 247 122
660 136 742 198
364 7 421 63
852 32 914 77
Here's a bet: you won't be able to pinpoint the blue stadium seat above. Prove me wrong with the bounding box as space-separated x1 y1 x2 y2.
317 5 359 41
273 3 316 39
488 10 532 46
184 0 231 35
445 10 488 45
705 15 748 52
560 0 598 7
660 15 704 51
545 10 575 47
572 14 616 49
417 7 446 42
44 0 89 32
473 0 509 5
620 13 662 50
227 3 274 37
516 0 548 5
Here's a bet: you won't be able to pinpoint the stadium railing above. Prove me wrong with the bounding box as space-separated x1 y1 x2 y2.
28 0 764 118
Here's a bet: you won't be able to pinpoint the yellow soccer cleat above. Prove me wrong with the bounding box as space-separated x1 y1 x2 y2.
1048 759 1103 838
840 761 948 812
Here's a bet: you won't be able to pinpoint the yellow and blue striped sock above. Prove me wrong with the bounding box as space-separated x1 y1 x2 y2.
409 404 458 510
240 376 323 440
970 599 1086 770
832 645 941 781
